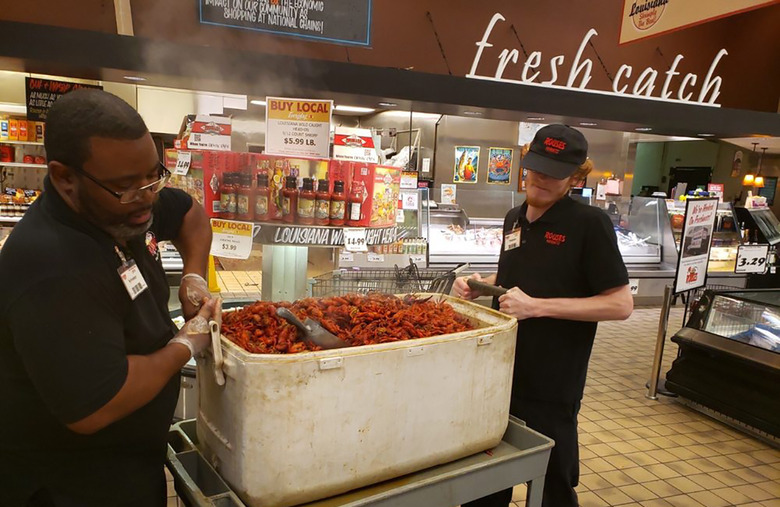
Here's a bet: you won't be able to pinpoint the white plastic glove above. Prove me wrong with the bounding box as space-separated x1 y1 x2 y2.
179 273 210 320
169 298 218 358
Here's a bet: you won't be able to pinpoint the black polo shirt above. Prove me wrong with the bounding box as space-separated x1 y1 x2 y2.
494 196 628 404
0 177 192 506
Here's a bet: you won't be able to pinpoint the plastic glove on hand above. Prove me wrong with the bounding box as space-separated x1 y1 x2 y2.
169 298 218 359
179 273 210 320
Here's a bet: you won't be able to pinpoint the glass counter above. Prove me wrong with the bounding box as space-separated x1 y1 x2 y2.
427 207 503 265
667 200 741 271
699 290 780 353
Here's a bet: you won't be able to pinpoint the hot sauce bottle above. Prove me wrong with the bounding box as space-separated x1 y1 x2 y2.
347 181 363 227
236 173 254 221
297 178 316 225
314 179 331 226
270 160 284 221
254 173 270 222
282 176 298 224
219 172 237 219
329 180 346 226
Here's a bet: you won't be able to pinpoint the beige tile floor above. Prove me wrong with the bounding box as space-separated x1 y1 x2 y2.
166 305 780 507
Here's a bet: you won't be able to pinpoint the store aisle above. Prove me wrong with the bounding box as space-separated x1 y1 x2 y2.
513 306 780 507
165 306 779 507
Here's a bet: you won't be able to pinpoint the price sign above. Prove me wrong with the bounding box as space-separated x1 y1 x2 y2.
265 97 332 158
343 227 368 252
173 151 192 176
339 251 354 263
735 244 769 274
628 278 640 295
410 254 426 264
283 137 317 146
367 252 385 263
209 219 255 260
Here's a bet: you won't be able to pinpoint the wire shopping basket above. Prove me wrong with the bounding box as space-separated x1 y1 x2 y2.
311 261 459 298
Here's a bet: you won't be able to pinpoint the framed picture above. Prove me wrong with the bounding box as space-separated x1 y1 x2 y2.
453 146 479 184
519 168 528 192
487 147 513 185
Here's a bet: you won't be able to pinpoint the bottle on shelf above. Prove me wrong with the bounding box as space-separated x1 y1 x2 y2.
347 181 363 227
219 172 237 219
314 179 331 226
270 160 284 221
254 173 270 222
236 173 254 221
282 176 298 224
297 178 316 225
329 180 346 226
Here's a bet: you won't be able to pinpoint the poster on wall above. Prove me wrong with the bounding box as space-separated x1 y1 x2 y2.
453 146 479 184
25 77 102 122
519 168 528 192
758 176 777 205
265 97 332 158
487 147 513 185
441 184 457 204
673 198 719 294
731 151 743 178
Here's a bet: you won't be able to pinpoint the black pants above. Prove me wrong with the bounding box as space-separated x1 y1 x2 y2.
463 399 581 507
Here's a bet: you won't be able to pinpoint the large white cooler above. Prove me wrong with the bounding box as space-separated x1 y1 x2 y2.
196 295 518 507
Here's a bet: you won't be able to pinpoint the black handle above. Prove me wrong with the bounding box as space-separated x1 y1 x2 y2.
467 279 508 297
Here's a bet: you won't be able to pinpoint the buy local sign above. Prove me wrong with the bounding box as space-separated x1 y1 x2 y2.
620 0 778 44
265 97 332 159
467 12 730 106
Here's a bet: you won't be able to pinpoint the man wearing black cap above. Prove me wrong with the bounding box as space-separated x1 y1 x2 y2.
455 124 633 507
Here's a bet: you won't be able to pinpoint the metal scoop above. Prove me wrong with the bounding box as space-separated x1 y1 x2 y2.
276 307 351 350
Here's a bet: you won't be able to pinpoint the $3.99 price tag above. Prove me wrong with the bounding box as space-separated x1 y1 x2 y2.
173 151 191 176
734 244 769 274
209 219 255 260
343 227 368 252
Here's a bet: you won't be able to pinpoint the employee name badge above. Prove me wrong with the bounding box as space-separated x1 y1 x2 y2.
115 247 148 300
504 227 521 251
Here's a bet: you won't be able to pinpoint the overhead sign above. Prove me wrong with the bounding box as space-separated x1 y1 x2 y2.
265 97 332 158
199 0 372 47
673 198 719 294
333 127 379 163
467 12 728 107
619 0 779 45
210 219 256 259
25 77 102 122
253 223 397 247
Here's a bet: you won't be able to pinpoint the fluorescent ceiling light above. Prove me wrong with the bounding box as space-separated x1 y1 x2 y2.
698 133 715 137
463 111 482 116
378 102 398 107
635 127 653 132
123 75 147 82
334 105 376 113
579 122 598 126
527 117 545 121
250 100 267 106
382 111 442 120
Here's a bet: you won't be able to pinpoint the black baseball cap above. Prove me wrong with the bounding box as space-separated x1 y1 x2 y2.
522 124 588 179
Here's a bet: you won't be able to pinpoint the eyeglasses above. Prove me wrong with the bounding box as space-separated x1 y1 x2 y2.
71 162 171 204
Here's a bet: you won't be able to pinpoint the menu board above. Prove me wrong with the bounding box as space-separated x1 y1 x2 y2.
199 0 372 47
25 78 102 122
758 176 777 206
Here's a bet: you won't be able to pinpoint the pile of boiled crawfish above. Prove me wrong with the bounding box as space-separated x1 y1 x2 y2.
221 293 474 354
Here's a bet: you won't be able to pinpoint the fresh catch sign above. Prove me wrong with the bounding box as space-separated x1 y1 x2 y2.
199 0 372 47
467 12 729 107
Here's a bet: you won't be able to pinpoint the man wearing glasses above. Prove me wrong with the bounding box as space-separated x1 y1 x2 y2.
0 89 217 506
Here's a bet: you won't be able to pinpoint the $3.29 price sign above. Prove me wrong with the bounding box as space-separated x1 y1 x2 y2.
209 219 255 260
734 244 769 274
283 137 316 146
343 227 368 252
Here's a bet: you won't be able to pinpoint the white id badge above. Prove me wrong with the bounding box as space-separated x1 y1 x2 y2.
504 228 521 251
118 260 148 300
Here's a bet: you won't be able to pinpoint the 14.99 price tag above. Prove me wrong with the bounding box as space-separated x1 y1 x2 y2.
210 219 255 260
343 227 368 252
734 244 769 274
173 151 192 176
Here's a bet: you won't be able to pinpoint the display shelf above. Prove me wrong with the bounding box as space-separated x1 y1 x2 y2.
0 162 47 169
0 140 44 146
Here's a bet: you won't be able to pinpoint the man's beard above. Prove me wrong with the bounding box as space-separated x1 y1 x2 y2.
103 215 154 241
76 188 154 241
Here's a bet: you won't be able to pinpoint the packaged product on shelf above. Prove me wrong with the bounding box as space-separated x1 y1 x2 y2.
8 119 19 141
219 172 237 219
35 122 45 142
314 179 330 226
297 178 315 225
282 176 298 223
337 162 401 227
18 120 27 142
329 180 346 226
0 117 8 140
236 173 254 221
254 173 270 221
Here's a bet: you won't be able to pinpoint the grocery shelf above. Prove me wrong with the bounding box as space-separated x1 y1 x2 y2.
0 140 44 146
0 162 47 168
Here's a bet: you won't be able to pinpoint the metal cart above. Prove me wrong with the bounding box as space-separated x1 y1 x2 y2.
311 261 462 298
166 417 553 507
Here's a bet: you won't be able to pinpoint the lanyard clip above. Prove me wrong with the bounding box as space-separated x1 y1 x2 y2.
114 246 128 265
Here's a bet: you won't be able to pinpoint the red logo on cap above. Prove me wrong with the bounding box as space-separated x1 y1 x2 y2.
544 137 566 155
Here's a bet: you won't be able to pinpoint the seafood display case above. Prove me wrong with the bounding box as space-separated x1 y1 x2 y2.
666 289 780 440
427 206 503 266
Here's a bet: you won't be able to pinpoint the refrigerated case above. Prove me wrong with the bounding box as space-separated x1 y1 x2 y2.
666 289 780 440
667 200 742 271
427 205 503 265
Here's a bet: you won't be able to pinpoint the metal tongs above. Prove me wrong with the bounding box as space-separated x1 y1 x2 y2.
209 298 225 386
